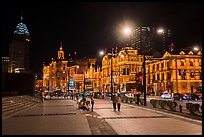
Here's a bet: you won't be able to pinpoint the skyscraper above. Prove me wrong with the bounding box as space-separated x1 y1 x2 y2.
131 26 152 55
8 14 30 73
131 26 173 56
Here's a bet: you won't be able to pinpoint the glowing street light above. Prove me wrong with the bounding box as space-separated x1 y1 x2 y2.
123 26 132 36
193 47 199 51
99 51 104 56
157 28 164 34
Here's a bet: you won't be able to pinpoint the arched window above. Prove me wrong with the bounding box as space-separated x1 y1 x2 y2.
190 61 193 66
180 61 184 66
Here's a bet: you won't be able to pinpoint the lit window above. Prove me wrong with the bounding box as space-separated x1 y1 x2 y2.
190 61 193 66
180 61 184 66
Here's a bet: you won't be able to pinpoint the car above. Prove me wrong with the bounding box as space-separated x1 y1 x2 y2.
182 93 190 100
196 93 202 100
125 93 134 98
161 92 171 99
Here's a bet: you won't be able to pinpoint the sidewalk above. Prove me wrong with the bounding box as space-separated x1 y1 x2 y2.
2 99 91 135
90 97 202 135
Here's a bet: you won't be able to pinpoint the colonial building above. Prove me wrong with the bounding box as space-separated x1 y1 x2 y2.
92 45 202 95
101 45 152 93
42 44 96 92
43 42 68 91
42 43 202 95
146 50 202 94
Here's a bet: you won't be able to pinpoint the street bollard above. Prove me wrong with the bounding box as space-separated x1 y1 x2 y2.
179 104 182 113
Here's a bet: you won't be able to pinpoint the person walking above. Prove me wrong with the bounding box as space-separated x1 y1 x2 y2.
82 91 87 104
41 90 45 102
117 93 122 111
90 95 94 111
112 93 117 111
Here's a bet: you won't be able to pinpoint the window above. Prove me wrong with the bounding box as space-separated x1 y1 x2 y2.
167 72 171 80
190 61 193 66
161 63 163 69
167 61 170 67
123 68 126 75
161 73 164 80
180 61 184 66
157 64 159 71
127 68 130 75
157 74 160 80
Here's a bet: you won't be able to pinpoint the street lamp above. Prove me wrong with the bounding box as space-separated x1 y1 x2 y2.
157 28 164 34
142 52 147 106
67 68 70 93
123 27 131 36
99 51 104 56
105 50 117 100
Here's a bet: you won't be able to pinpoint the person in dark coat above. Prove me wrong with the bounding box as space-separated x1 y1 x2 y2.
112 93 117 111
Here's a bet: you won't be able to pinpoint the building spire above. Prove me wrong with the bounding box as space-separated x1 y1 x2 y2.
20 11 23 22
60 40 63 51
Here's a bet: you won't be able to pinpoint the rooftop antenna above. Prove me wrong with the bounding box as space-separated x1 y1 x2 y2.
20 11 23 22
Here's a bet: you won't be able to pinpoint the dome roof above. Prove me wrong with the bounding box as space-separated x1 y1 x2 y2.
14 22 29 36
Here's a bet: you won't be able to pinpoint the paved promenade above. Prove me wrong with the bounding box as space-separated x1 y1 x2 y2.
92 98 202 135
2 99 91 135
2 96 202 135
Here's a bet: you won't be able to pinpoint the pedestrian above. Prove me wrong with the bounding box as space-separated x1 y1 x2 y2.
41 90 45 102
136 92 141 105
117 93 122 111
90 95 94 111
112 93 117 111
76 92 79 102
82 91 87 104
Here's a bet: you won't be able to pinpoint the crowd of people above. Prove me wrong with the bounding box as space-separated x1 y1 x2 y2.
38 89 125 112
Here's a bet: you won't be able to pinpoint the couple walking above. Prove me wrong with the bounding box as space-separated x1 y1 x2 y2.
112 93 122 111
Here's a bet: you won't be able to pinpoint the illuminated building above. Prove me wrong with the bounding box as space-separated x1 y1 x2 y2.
8 14 30 73
91 45 202 95
146 50 202 94
131 26 152 54
42 44 96 92
43 42 68 91
100 45 152 93
42 43 201 95
131 26 173 55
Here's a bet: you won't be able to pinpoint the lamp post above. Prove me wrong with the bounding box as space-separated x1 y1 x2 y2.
84 72 86 92
142 53 147 106
110 54 113 100
107 51 117 100
67 68 70 93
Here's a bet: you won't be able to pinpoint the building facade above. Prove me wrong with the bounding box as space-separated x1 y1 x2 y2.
42 43 202 95
131 26 173 56
100 45 152 94
8 15 30 73
93 45 202 95
43 42 68 91
146 50 202 95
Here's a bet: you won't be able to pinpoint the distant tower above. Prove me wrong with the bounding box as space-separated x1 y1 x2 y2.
8 12 30 73
131 26 173 55
131 26 152 55
58 41 65 60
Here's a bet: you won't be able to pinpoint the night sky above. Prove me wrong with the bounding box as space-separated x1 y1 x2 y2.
2 2 202 74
